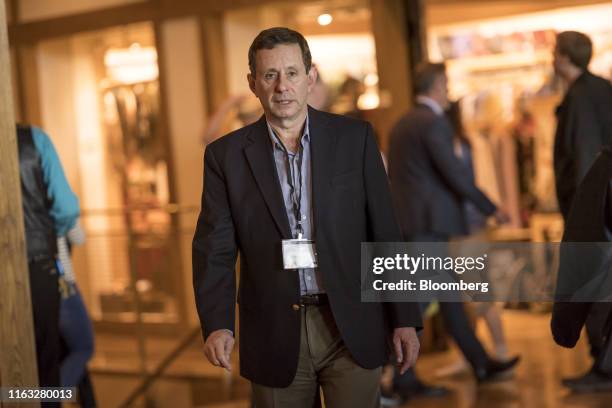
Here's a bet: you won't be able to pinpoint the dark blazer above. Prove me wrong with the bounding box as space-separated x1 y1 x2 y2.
388 103 496 239
552 145 612 348
192 106 422 387
554 71 612 220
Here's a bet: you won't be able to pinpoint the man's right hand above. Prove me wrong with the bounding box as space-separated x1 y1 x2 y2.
204 329 235 372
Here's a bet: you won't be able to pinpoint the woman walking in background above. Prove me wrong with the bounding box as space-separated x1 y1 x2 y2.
435 101 512 378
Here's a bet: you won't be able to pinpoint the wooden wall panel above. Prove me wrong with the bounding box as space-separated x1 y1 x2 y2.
200 13 229 115
9 0 305 45
13 43 41 125
0 0 39 395
370 0 413 151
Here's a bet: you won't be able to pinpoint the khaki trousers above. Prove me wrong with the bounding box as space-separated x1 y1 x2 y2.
251 304 381 408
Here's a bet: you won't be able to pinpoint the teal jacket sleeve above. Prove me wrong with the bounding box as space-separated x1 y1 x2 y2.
31 127 80 235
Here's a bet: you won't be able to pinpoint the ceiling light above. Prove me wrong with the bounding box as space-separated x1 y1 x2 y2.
364 73 379 87
104 45 158 84
357 90 380 110
318 13 333 26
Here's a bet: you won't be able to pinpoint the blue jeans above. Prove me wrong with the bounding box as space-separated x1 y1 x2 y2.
59 283 95 387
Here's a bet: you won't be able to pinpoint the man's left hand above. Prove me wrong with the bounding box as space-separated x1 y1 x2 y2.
392 327 420 375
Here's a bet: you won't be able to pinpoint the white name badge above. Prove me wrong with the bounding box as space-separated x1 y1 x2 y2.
282 239 318 269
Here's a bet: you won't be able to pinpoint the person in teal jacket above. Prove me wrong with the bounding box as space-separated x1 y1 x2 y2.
17 124 79 397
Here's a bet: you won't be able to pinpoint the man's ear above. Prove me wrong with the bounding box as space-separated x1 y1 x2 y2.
307 65 318 92
247 73 256 95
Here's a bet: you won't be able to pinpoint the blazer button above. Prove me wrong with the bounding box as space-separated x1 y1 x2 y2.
292 304 301 311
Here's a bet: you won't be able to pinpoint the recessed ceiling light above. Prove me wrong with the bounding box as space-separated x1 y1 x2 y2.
318 13 333 26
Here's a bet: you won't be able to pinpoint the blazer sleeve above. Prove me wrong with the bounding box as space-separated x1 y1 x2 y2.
551 301 591 348
192 146 238 339
362 123 422 330
424 119 497 216
559 96 603 209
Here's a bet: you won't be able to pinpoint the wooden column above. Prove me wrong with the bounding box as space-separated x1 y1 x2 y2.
370 0 414 152
199 13 228 115
403 0 427 83
8 0 42 127
0 0 40 399
13 43 42 125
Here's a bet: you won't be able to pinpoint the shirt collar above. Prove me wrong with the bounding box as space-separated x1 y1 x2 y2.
416 95 444 116
267 113 310 152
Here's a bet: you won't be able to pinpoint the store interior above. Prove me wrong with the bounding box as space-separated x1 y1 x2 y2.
6 0 612 406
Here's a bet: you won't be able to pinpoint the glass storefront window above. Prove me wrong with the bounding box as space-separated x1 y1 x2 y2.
37 22 180 326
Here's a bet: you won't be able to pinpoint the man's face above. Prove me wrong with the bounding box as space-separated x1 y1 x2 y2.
553 45 566 76
433 73 450 110
248 44 316 123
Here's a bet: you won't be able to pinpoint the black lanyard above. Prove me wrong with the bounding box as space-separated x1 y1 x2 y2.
272 131 305 238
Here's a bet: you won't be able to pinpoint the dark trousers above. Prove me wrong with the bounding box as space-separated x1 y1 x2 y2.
60 283 96 407
585 303 612 375
438 302 489 368
29 259 61 388
60 284 95 386
76 371 97 408
586 303 612 359
393 302 489 389
394 234 489 389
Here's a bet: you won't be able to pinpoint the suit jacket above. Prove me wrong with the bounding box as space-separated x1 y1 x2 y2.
554 71 612 220
552 145 612 348
192 106 422 387
388 104 496 239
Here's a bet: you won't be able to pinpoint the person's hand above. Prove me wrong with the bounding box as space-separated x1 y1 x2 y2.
494 208 511 225
392 327 420 375
204 329 235 372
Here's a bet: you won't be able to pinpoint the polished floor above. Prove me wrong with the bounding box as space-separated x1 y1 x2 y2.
393 310 611 408
88 310 612 407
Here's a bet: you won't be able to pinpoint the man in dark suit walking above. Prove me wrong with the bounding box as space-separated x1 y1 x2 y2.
386 62 519 400
192 27 422 408
553 31 612 221
389 63 508 240
552 144 612 392
552 30 612 392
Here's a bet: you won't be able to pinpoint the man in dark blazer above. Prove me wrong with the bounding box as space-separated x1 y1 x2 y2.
552 144 612 392
388 64 506 239
552 31 612 391
553 31 612 221
386 62 519 400
192 27 421 408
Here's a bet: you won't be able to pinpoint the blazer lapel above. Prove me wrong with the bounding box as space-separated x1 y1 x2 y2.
244 116 292 239
308 107 336 239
